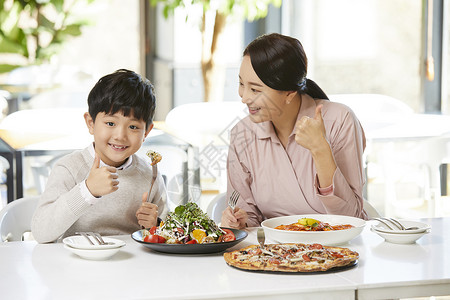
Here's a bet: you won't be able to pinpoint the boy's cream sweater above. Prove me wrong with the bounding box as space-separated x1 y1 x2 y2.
31 147 168 243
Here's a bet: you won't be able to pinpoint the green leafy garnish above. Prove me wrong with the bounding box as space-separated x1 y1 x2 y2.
162 202 223 238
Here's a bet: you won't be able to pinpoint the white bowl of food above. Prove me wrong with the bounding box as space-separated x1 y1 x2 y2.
261 214 366 245
370 227 430 244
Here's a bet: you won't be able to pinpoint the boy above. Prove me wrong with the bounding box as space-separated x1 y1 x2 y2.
31 69 168 243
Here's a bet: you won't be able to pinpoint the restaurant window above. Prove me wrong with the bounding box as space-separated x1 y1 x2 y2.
283 0 424 112
277 0 450 217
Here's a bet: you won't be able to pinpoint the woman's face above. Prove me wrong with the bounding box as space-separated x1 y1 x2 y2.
238 55 292 123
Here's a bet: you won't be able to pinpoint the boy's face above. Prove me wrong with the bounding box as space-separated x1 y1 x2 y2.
84 111 152 167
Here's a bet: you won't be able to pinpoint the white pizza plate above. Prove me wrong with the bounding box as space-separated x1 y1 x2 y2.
370 227 430 244
64 244 124 260
261 214 366 246
63 236 126 250
371 219 430 234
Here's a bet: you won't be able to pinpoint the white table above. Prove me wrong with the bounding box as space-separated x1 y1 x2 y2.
1 218 449 300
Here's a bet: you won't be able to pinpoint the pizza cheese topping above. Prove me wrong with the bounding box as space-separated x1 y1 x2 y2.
224 243 358 272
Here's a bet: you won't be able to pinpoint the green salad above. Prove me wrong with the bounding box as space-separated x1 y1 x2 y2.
143 202 235 244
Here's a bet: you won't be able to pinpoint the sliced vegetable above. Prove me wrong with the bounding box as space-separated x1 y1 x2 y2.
191 229 207 243
221 228 236 242
144 234 166 243
149 226 157 235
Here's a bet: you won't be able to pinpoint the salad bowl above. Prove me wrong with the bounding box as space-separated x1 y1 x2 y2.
132 228 248 254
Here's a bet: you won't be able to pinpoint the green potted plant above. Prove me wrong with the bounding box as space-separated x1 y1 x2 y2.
0 0 94 74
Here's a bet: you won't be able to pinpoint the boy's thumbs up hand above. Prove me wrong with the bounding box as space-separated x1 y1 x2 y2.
86 153 119 197
91 152 101 170
294 104 327 151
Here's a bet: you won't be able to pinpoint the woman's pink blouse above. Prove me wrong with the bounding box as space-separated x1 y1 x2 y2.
226 96 368 226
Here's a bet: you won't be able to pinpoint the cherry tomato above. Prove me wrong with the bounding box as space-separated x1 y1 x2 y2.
186 239 197 244
221 228 236 242
144 234 165 243
149 226 158 235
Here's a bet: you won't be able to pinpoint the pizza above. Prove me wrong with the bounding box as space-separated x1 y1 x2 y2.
223 243 359 272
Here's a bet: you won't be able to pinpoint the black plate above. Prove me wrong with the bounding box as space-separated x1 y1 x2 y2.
131 228 248 254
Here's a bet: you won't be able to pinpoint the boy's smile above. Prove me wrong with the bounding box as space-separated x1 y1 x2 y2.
84 111 152 167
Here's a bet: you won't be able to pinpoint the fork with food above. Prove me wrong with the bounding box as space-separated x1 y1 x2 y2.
136 150 163 229
146 150 161 202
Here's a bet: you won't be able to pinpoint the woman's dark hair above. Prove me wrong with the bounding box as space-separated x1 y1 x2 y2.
87 69 156 129
243 33 328 100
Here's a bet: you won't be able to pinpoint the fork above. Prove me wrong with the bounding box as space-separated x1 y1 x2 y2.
256 228 273 255
76 232 114 245
228 190 240 211
88 232 115 245
257 228 265 249
76 232 95 245
373 218 419 231
146 153 158 203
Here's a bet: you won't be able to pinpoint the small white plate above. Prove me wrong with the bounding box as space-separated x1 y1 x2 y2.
63 236 126 250
372 219 430 234
64 244 123 260
371 227 430 244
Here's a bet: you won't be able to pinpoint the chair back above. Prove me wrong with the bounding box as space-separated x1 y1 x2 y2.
206 192 227 224
363 200 381 219
0 196 40 242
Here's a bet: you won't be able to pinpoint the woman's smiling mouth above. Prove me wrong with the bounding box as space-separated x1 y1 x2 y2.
248 107 261 114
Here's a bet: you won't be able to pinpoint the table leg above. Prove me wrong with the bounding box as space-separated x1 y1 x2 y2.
1 152 15 203
15 151 23 200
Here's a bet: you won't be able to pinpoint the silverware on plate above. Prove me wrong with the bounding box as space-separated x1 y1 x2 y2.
373 217 420 231
76 232 94 245
76 232 114 245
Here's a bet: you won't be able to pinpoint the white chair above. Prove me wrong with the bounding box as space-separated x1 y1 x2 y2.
165 102 248 147
0 196 40 242
165 102 247 193
330 94 443 217
363 200 381 219
206 192 227 223
30 152 70 194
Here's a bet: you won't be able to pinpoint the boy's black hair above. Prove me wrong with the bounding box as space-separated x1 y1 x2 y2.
87 69 156 129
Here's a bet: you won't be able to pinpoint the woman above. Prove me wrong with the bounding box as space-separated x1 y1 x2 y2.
221 33 368 229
